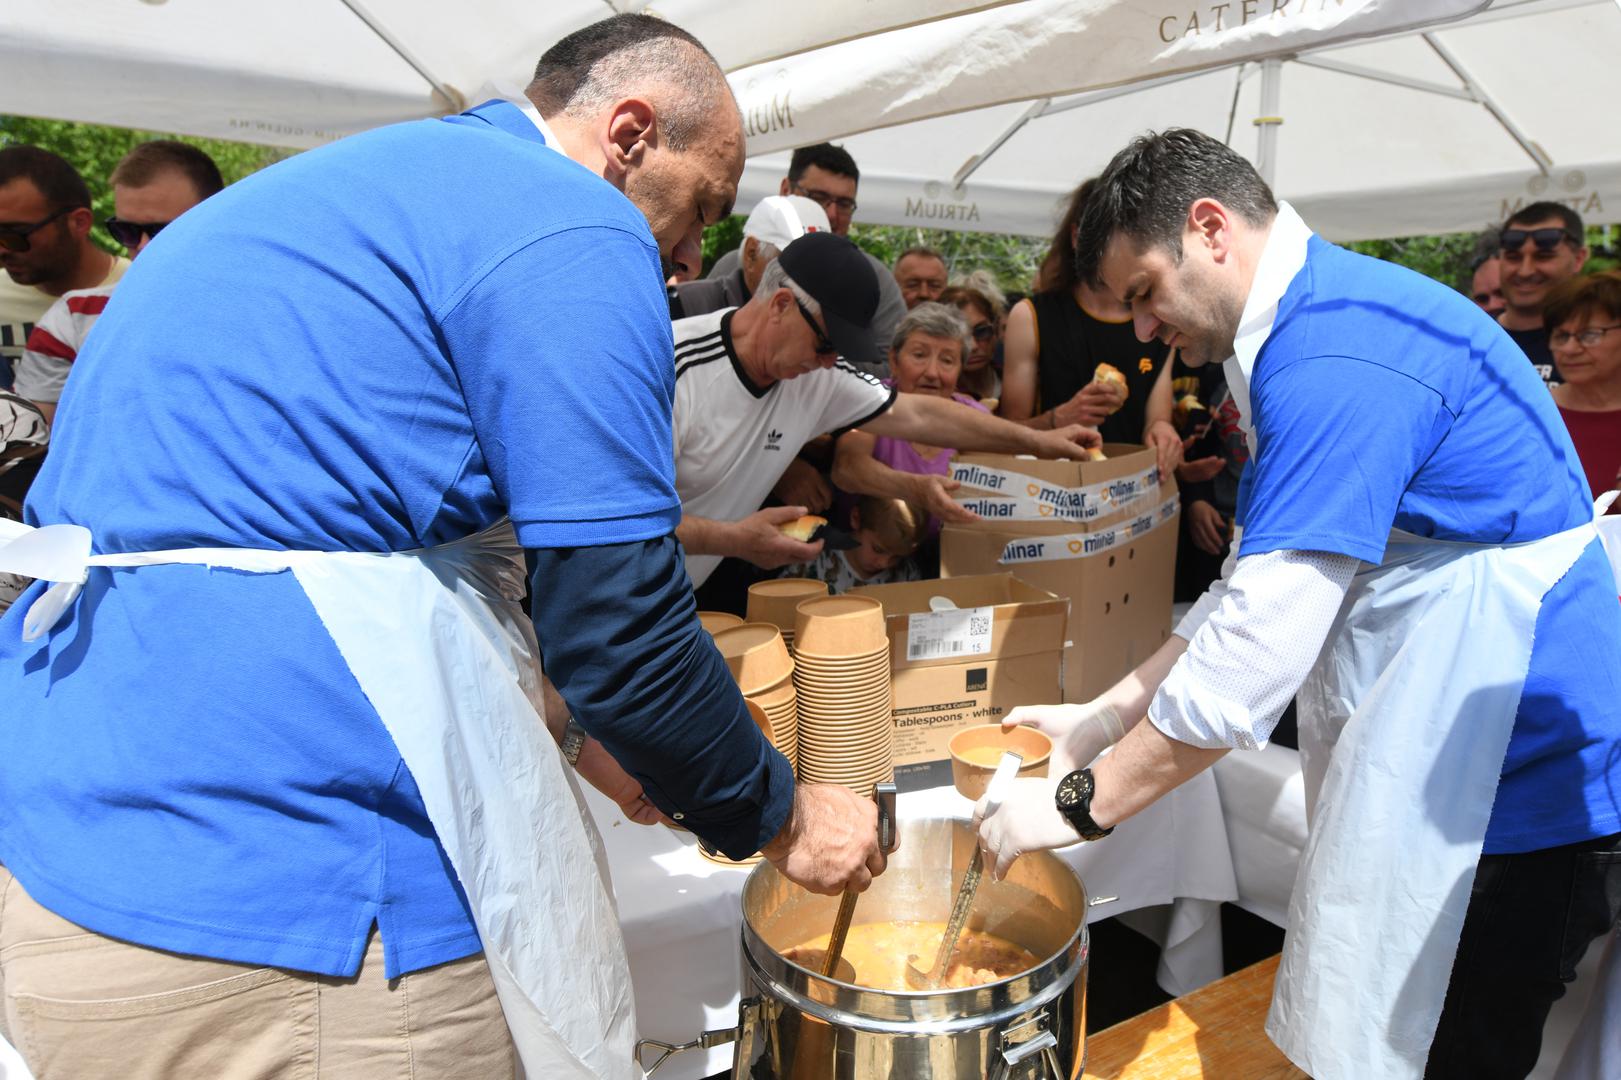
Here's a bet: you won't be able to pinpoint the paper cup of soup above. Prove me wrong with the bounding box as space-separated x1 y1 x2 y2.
949 724 1052 801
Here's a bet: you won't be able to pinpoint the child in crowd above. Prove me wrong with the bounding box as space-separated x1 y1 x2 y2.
778 496 926 593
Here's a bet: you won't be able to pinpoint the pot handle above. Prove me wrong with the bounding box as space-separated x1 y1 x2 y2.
636 996 763 1078
988 1016 1066 1080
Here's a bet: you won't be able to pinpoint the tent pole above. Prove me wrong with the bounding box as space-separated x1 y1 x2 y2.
339 0 465 114
1422 33 1551 174
1254 57 1283 187
952 98 1049 190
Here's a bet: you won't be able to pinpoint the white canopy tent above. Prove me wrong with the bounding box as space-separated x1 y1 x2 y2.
730 0 1621 240
3 0 1559 242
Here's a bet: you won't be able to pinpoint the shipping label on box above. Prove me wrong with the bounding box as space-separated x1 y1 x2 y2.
904 606 994 662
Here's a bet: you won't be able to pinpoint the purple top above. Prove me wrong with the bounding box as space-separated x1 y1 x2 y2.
871 385 989 538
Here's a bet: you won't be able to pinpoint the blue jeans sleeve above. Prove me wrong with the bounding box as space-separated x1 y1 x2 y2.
528 535 795 860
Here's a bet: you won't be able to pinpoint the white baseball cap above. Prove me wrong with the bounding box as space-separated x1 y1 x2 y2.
743 195 830 250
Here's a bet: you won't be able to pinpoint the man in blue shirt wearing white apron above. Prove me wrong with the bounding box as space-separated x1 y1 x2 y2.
0 16 887 1080
977 130 1621 1080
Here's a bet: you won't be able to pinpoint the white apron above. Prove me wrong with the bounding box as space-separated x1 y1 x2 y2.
0 518 638 1080
1272 519 1597 1078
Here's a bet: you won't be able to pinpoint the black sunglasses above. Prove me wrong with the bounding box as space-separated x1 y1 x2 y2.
794 298 836 356
1499 226 1580 253
0 206 74 254
104 216 170 249
970 322 997 342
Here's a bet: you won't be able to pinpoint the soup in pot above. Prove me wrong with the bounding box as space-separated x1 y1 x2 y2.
785 921 1038 990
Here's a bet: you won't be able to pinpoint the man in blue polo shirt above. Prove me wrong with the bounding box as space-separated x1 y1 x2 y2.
977 130 1621 1080
0 16 884 1080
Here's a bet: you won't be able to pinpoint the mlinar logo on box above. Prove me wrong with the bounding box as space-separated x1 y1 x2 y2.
1084 529 1118 554
1004 540 1046 561
764 429 783 451
962 499 1016 517
1028 482 1090 516
954 464 1007 490
1105 474 1154 503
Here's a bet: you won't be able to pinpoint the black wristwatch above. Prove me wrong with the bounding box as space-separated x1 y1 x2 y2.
1055 768 1114 841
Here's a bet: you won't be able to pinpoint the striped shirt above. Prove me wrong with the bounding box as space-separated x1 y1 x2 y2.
672 307 894 587
15 287 115 404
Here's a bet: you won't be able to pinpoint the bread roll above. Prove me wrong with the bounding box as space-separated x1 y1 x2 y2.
777 515 827 542
1092 363 1128 414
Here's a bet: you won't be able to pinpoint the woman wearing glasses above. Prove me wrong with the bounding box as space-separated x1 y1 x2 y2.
1544 272 1621 506
940 280 1003 402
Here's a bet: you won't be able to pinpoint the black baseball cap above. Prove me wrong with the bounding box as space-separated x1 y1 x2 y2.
776 232 879 362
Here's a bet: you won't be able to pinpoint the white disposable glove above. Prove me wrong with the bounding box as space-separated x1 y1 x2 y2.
973 775 1083 881
1002 700 1127 777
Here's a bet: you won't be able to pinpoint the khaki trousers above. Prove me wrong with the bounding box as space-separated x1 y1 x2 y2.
0 868 517 1079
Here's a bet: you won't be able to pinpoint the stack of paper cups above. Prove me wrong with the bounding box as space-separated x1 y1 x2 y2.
746 578 829 654
712 622 798 770
791 595 894 796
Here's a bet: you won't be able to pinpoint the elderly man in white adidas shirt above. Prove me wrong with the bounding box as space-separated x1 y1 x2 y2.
674 232 1099 586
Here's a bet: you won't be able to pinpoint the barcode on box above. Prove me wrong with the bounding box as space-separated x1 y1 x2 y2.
906 606 994 662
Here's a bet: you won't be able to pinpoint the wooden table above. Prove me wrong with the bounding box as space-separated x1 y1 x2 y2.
1082 955 1309 1079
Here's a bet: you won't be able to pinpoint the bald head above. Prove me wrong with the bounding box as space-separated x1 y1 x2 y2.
526 15 744 278
526 14 737 152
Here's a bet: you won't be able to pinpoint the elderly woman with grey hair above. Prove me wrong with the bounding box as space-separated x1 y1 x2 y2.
831 302 994 538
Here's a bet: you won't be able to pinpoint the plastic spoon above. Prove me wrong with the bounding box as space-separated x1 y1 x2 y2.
905 751 1023 990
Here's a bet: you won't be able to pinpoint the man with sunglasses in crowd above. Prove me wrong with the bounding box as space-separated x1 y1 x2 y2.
0 146 129 389
15 141 223 426
1498 202 1589 386
673 230 1098 608
705 143 906 376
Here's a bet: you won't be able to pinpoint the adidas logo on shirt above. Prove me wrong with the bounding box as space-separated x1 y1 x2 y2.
764 429 784 451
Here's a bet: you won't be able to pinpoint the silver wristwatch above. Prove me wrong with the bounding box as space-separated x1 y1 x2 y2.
561 719 587 768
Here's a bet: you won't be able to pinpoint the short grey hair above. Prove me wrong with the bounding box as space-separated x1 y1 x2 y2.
891 302 969 361
951 270 1007 319
527 14 736 151
754 257 820 317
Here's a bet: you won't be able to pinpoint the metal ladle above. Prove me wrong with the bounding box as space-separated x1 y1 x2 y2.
905 751 1024 990
819 781 897 980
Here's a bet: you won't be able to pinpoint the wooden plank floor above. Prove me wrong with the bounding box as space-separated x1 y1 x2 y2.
1082 955 1309 1079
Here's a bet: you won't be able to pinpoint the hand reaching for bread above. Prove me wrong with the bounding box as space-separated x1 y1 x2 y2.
1053 380 1126 428
731 505 825 569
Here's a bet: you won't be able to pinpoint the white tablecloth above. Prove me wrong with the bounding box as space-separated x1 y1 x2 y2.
587 770 1238 1080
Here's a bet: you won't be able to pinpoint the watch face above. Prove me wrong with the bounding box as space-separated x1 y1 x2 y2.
1056 770 1086 809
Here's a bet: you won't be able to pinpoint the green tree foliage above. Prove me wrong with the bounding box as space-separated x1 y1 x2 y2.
1347 233 1481 291
0 115 289 253
700 215 1047 293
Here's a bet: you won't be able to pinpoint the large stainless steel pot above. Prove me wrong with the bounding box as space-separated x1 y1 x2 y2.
638 818 1089 1079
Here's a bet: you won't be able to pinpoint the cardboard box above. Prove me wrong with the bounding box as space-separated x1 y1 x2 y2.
941 446 1179 703
851 574 1066 793
949 445 1167 534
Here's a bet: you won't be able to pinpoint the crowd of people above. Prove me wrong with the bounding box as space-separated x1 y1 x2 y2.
3 133 1616 613
0 12 1616 1079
